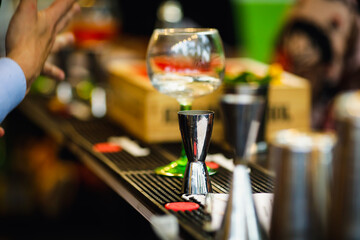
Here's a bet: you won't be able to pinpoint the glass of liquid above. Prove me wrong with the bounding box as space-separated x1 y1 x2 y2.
146 28 225 177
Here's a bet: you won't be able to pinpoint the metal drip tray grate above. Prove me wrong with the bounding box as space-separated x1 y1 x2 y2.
21 96 276 240
120 168 273 206
120 170 214 239
120 168 274 239
67 118 127 144
63 118 174 171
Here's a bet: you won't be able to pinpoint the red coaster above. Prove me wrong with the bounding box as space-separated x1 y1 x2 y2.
93 142 122 153
206 161 220 170
165 202 200 212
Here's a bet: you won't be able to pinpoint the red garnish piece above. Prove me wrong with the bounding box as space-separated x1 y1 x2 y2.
93 142 122 153
206 161 220 170
165 202 200 212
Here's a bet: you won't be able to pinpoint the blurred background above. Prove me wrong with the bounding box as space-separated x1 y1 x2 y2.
2 0 360 238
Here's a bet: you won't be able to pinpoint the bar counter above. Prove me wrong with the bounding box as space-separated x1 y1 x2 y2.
17 95 275 240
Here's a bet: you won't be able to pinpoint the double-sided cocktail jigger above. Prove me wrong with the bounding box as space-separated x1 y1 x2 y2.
224 83 269 147
221 94 265 163
178 110 214 194
217 94 265 240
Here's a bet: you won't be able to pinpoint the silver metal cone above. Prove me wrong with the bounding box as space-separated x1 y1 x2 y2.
218 94 266 240
178 110 214 194
217 165 264 240
217 94 265 239
220 94 265 163
329 90 360 239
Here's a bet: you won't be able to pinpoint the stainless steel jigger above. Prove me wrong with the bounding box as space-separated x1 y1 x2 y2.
217 94 265 240
178 110 214 195
220 94 265 163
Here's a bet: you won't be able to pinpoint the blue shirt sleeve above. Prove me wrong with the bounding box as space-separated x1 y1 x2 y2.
0 58 26 123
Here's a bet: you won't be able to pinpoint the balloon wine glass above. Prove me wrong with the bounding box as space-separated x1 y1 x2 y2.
146 28 225 177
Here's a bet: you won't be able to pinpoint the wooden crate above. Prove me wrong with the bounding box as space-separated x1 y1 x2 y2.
106 58 311 143
226 58 311 140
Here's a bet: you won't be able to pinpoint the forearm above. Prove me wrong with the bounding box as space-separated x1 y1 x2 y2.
0 57 26 123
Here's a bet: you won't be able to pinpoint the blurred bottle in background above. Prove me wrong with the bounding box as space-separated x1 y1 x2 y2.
70 0 120 50
119 0 237 56
155 0 199 29
155 0 184 28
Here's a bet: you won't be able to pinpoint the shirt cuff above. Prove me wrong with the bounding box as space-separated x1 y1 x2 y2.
0 57 26 123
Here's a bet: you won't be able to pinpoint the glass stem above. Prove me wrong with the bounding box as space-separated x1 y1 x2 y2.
179 104 192 163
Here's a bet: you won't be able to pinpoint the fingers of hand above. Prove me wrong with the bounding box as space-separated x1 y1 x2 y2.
55 2 81 34
52 32 75 53
45 0 76 25
42 62 65 81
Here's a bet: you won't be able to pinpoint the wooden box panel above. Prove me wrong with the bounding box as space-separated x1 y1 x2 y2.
106 58 311 143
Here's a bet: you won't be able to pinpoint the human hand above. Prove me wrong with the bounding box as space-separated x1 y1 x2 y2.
41 32 76 81
6 0 80 92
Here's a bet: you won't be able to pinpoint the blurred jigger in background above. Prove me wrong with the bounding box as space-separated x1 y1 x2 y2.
178 110 214 195
217 94 265 240
220 94 265 164
224 83 269 152
329 90 360 239
269 129 336 240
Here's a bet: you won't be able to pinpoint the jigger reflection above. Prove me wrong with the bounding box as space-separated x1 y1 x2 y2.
178 110 214 194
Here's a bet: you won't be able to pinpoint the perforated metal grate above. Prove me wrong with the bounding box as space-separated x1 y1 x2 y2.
23 96 275 240
65 112 275 240
120 167 273 239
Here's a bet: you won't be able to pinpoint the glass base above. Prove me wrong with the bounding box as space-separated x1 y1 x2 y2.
154 158 217 178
